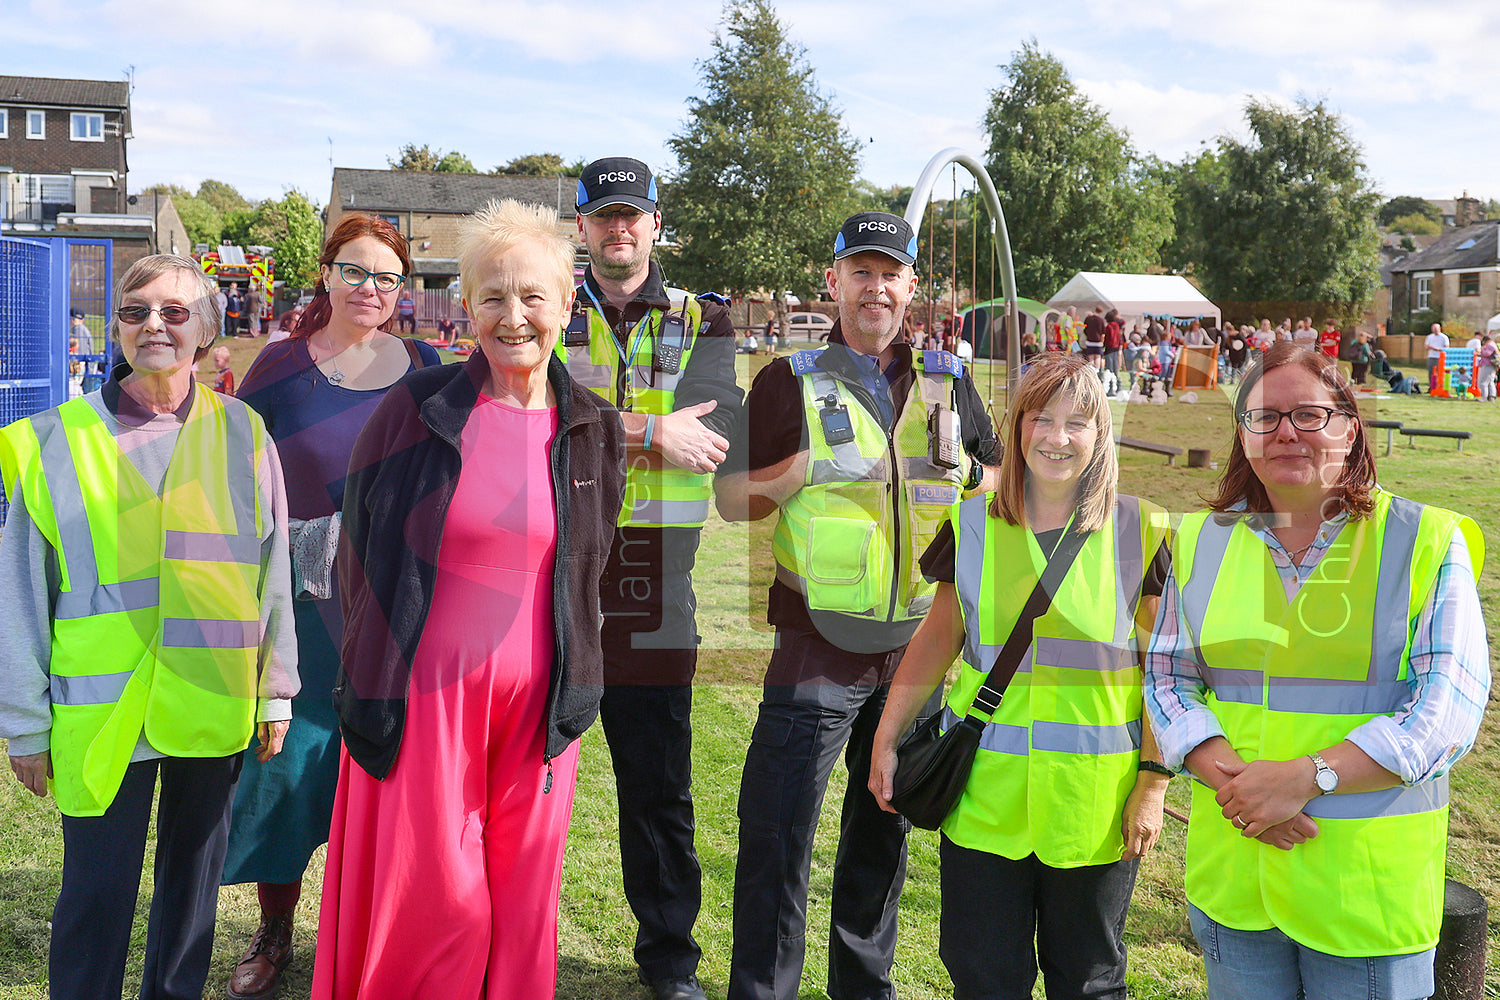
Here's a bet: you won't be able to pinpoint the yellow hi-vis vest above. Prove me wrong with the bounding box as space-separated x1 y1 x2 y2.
1174 491 1484 956
770 347 967 653
559 292 710 527
0 389 267 816
942 494 1170 866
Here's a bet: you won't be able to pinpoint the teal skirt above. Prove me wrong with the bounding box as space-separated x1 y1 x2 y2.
222 597 343 885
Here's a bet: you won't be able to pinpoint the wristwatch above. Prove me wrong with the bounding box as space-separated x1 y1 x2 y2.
1309 753 1339 794
963 460 984 494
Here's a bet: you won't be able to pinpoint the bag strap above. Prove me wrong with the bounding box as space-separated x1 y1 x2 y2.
966 521 1090 718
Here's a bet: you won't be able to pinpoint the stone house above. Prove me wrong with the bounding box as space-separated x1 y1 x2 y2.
327 168 579 289
1387 220 1500 333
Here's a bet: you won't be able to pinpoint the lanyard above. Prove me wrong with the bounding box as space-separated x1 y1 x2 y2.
582 282 655 375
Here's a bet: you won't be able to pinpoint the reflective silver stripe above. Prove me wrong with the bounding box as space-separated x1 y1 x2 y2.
1112 497 1144 644
1032 718 1142 755
1033 637 1133 672
1302 776 1448 819
807 370 875 478
942 707 1031 756
221 400 259 535
51 670 134 705
1180 514 1233 631
954 496 988 673
54 578 159 619
163 530 261 565
1266 678 1413 715
624 497 712 525
632 363 683 395
1197 663 1262 705
569 362 614 391
916 369 950 406
811 454 886 484
30 407 100 587
161 618 258 648
1372 497 1423 682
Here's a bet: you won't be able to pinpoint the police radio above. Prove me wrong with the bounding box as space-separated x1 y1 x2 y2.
818 392 855 445
928 403 961 469
655 307 687 374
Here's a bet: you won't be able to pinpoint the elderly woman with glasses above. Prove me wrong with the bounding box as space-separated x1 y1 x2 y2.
0 254 298 1000
1145 341 1489 1000
310 199 625 999
219 214 441 1000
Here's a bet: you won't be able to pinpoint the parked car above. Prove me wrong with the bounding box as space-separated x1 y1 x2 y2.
784 311 834 338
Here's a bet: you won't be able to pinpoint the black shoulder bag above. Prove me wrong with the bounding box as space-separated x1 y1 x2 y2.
889 522 1089 830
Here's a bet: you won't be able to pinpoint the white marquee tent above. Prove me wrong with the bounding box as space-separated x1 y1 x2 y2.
1047 272 1222 328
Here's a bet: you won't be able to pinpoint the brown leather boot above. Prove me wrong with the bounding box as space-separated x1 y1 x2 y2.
226 911 294 1000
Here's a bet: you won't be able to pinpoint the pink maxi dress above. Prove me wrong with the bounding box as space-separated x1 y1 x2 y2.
312 395 579 999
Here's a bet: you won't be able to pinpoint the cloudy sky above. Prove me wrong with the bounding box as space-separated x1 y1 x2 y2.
11 0 1498 208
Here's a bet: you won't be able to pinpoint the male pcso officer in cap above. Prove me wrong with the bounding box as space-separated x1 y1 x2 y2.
563 157 742 1000
715 212 997 1000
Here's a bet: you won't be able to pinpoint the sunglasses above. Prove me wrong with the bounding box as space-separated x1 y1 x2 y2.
117 304 195 325
331 262 405 292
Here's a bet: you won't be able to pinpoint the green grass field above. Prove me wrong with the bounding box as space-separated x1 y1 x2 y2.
1 348 1496 999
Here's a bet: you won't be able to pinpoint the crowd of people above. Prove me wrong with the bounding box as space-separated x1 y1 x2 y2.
0 156 1489 1000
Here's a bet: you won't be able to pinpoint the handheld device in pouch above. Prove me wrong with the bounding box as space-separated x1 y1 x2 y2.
655 313 685 374
928 404 961 469
819 396 855 445
563 311 589 348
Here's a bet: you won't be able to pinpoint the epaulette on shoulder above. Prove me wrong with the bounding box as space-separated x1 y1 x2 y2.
789 349 825 376
920 349 963 377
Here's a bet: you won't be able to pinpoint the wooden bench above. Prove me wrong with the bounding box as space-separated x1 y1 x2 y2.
1115 434 1186 466
1399 427 1473 451
1363 419 1403 456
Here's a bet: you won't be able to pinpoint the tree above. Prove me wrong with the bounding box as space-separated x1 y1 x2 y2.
664 0 861 323
142 179 251 249
496 153 568 175
435 151 477 173
1175 98 1381 303
1378 195 1440 228
1388 212 1440 236
246 189 323 288
979 41 1173 298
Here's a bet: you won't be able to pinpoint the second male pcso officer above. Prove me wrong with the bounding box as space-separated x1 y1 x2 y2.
716 212 997 1000
564 157 742 1000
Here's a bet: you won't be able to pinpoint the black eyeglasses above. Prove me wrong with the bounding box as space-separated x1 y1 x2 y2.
331 262 404 292
1238 405 1349 434
117 304 195 325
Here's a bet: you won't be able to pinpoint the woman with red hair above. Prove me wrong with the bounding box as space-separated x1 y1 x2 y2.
220 215 442 1000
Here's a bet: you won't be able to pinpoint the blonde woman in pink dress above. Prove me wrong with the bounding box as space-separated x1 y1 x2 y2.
311 199 625 999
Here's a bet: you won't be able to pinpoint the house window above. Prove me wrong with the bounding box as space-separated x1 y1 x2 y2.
378 214 401 230
1415 276 1432 311
71 113 103 141
1459 272 1480 297
0 109 7 138
26 110 45 139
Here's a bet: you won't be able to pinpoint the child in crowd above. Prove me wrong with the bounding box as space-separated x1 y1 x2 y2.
211 345 235 395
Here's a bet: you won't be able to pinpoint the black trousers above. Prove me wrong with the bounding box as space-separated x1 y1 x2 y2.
728 627 938 1000
51 753 242 1000
598 526 702 980
938 835 1140 1000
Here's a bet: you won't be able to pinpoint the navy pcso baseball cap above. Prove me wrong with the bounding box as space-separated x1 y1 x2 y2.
576 157 658 215
833 211 917 266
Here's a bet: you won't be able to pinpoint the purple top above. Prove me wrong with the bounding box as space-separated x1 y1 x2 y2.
237 337 443 519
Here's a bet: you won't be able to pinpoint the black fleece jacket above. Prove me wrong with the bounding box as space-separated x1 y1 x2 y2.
335 352 626 779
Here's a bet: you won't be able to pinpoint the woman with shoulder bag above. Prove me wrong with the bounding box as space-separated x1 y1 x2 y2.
869 352 1172 999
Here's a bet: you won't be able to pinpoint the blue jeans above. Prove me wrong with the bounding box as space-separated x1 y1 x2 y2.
1188 904 1435 1000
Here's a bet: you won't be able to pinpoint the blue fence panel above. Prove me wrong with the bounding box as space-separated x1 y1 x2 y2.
0 235 68 524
